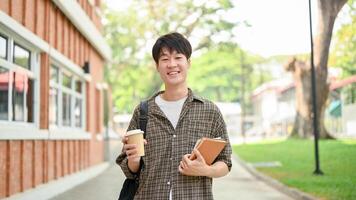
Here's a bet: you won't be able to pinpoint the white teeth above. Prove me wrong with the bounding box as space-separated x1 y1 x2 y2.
168 72 179 75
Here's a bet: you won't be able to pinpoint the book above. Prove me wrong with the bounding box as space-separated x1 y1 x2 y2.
190 137 227 165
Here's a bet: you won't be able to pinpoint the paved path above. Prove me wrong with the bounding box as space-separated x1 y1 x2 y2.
51 157 294 200
213 159 293 200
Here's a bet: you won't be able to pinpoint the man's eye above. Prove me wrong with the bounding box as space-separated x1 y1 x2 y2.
176 57 182 59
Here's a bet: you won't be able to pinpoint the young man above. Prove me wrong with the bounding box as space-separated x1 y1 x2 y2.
117 32 232 199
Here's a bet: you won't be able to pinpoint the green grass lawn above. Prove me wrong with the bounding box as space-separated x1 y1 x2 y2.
233 138 356 200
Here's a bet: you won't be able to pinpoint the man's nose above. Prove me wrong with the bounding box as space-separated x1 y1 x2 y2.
168 58 177 67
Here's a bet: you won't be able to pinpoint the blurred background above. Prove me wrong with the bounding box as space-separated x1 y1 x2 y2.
0 0 355 199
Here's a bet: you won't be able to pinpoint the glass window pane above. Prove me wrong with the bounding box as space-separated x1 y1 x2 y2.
0 67 9 120
0 35 7 59
50 66 59 83
26 78 34 122
62 73 72 88
49 87 58 125
12 71 26 121
62 92 71 126
13 43 30 69
74 98 82 128
75 80 82 93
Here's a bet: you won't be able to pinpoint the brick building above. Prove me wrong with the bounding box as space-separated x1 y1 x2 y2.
0 0 112 198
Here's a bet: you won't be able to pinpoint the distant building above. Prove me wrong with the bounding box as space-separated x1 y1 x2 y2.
251 75 295 136
327 74 356 136
251 68 356 137
215 102 241 138
0 0 112 198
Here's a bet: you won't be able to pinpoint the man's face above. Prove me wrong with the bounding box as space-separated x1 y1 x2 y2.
156 48 190 87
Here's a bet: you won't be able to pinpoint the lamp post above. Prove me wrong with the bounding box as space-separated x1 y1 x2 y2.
308 0 323 175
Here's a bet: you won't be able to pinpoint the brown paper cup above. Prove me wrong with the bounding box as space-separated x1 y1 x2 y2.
126 129 145 156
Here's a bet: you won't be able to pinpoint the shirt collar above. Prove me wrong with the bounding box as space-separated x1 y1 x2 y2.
148 88 204 104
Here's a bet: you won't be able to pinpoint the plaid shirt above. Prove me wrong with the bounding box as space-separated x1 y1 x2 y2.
117 89 232 200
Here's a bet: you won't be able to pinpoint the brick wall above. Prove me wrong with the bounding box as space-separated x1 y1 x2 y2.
0 0 106 198
0 140 90 198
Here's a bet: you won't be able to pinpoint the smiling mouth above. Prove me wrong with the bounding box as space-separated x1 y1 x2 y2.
167 71 180 75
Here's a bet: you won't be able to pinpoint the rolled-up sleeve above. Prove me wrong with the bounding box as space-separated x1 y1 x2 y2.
212 109 232 171
116 105 140 178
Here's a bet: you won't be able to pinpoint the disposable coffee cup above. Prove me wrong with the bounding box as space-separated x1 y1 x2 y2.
126 129 145 156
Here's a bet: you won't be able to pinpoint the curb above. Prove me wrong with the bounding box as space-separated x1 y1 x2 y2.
234 155 318 200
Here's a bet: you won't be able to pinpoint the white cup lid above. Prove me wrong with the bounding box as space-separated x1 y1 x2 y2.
126 129 144 136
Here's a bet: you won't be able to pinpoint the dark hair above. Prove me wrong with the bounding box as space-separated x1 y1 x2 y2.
152 32 192 64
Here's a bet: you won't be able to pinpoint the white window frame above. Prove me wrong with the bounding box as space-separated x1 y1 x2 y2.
49 62 86 132
0 28 40 129
0 14 91 140
73 78 85 128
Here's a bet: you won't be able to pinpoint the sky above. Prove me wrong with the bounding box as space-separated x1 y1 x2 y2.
104 0 348 58
232 0 314 57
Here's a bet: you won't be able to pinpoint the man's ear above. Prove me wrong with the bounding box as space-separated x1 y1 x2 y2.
155 62 159 71
188 59 191 68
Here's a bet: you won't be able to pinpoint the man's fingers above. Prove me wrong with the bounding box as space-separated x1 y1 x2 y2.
121 136 128 144
182 154 192 167
180 160 187 169
178 165 184 174
144 139 148 145
123 144 137 151
182 154 191 163
126 149 138 156
193 149 205 163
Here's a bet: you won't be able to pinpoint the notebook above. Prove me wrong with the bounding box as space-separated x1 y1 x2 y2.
190 137 227 165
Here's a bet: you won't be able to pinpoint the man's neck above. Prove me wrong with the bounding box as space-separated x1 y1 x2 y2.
161 85 188 101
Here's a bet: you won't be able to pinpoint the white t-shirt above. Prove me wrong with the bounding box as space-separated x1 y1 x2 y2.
155 94 187 200
155 94 187 129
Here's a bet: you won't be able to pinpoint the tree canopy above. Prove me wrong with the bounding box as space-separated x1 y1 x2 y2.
329 1 356 77
103 0 267 113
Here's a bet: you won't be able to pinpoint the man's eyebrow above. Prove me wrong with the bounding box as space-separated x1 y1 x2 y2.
159 52 169 57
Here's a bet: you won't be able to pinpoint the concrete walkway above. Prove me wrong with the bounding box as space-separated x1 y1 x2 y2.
213 159 293 200
51 158 294 200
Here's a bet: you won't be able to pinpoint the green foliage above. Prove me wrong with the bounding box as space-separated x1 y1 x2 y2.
103 0 241 113
188 44 265 104
110 64 160 113
234 139 356 200
103 0 269 113
103 89 109 126
330 1 356 77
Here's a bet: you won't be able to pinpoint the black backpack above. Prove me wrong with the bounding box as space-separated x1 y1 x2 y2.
118 101 148 200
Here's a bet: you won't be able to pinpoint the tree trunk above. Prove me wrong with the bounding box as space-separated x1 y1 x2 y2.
285 0 347 139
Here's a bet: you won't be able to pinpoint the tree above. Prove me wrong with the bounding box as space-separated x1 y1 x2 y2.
329 1 356 77
103 0 238 113
285 0 347 138
188 44 265 103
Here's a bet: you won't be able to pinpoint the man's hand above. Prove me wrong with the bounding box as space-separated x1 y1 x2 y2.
121 136 147 173
178 149 210 177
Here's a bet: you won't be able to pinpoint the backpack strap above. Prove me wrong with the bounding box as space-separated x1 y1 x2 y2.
138 100 148 173
139 101 148 138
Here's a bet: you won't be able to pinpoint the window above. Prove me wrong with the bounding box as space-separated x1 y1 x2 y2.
62 73 72 88
50 65 85 129
61 71 72 126
0 31 36 123
49 66 58 125
74 80 83 128
0 67 9 120
0 35 7 59
62 92 71 126
13 43 31 69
